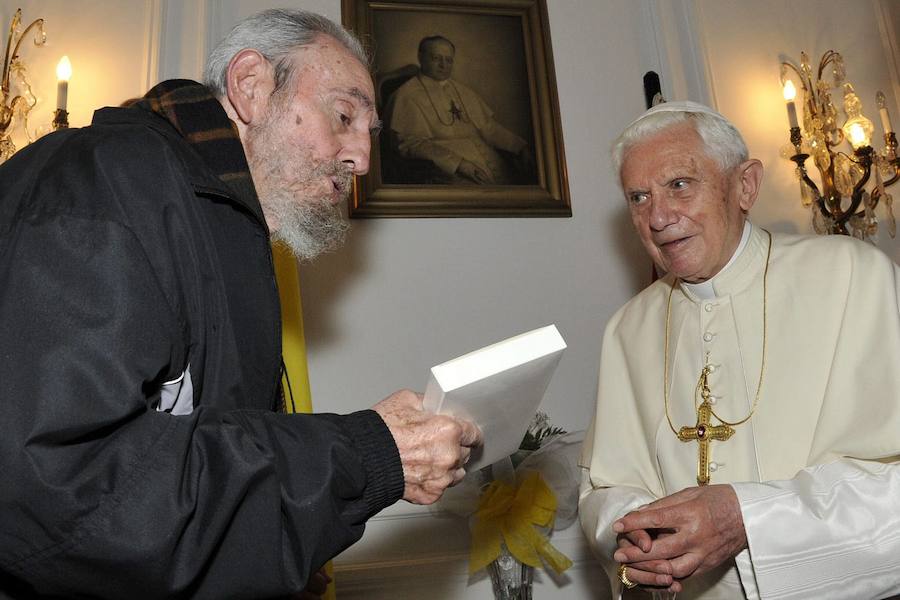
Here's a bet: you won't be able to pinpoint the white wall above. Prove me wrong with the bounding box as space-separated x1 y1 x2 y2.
3 1 898 597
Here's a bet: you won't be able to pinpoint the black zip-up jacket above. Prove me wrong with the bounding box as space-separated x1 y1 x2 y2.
0 80 403 599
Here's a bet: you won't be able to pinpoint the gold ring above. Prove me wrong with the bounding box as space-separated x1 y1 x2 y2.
617 563 637 589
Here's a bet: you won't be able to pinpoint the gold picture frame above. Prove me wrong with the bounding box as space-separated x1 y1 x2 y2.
342 0 570 217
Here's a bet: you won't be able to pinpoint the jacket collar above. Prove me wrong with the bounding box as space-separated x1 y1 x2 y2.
93 79 266 228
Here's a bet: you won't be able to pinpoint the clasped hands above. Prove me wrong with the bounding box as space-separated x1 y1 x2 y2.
612 484 748 594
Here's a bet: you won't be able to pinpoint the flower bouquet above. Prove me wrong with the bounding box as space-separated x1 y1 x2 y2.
436 413 584 599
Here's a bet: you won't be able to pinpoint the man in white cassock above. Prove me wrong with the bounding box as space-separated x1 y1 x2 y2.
387 35 532 185
579 101 900 600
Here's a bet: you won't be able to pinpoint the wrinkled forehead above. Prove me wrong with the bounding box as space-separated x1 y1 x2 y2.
620 124 720 185
291 35 374 96
622 122 705 164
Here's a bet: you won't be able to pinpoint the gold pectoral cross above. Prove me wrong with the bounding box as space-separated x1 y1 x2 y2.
676 363 734 485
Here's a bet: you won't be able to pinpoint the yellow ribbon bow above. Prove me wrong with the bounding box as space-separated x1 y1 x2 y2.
469 470 573 575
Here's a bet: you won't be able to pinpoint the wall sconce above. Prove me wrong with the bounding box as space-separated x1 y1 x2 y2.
1 8 46 162
780 50 897 240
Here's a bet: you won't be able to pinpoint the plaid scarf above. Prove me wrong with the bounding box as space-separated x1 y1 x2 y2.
133 79 265 226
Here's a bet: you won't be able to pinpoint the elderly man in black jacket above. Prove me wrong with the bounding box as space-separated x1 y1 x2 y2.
0 9 480 599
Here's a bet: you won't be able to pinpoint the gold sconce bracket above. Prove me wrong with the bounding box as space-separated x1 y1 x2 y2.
1 8 47 162
780 50 897 239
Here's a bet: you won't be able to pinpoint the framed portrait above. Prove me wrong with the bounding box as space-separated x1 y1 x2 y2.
342 0 570 217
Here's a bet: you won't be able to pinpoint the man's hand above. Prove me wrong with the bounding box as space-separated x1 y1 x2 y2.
294 567 332 599
615 535 676 590
612 485 747 586
373 390 482 505
457 159 492 184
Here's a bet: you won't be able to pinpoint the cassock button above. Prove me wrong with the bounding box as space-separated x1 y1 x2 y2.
703 332 714 342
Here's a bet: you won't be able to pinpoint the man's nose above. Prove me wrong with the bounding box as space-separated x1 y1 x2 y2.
649 194 678 231
339 130 371 176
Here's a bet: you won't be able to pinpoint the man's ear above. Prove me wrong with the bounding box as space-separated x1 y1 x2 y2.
225 49 275 125
736 159 764 212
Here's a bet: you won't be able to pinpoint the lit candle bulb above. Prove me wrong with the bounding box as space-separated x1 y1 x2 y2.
783 80 799 128
876 91 893 134
848 122 868 149
56 56 72 112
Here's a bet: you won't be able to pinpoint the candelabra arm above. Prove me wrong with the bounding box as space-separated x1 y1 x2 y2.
833 147 874 228
790 153 820 193
884 133 899 187
2 14 44 93
790 152 830 220
885 164 900 189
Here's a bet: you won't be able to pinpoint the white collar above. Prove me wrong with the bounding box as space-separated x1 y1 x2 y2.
682 220 752 300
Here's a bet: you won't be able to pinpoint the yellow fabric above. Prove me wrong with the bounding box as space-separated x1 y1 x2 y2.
273 243 335 600
469 471 573 575
274 243 313 414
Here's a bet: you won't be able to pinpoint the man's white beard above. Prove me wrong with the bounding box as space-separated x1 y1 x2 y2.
261 168 350 261
246 103 351 261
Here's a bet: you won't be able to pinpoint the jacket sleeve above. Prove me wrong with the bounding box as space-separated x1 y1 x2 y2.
0 131 404 599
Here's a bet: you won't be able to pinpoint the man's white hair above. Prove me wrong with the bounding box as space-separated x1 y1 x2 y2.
204 8 368 98
610 101 749 177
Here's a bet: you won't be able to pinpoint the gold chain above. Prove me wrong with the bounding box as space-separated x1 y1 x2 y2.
664 229 772 434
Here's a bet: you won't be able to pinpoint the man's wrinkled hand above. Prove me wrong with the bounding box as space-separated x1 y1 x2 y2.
293 567 332 599
612 484 747 583
615 535 676 591
457 159 492 184
373 390 482 505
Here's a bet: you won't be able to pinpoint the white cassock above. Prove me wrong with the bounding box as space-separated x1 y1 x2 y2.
580 222 900 599
388 75 526 183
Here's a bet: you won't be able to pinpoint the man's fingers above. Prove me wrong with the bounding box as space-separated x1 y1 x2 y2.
623 528 653 553
628 559 674 575
614 505 673 533
668 551 703 580
458 418 482 447
449 467 466 486
295 567 332 598
614 531 684 564
619 564 673 589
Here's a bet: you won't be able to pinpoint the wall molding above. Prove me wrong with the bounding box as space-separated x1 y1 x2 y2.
874 0 900 114
644 0 715 106
142 0 164 91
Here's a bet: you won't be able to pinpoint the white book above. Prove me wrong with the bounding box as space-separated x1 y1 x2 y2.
423 325 567 471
